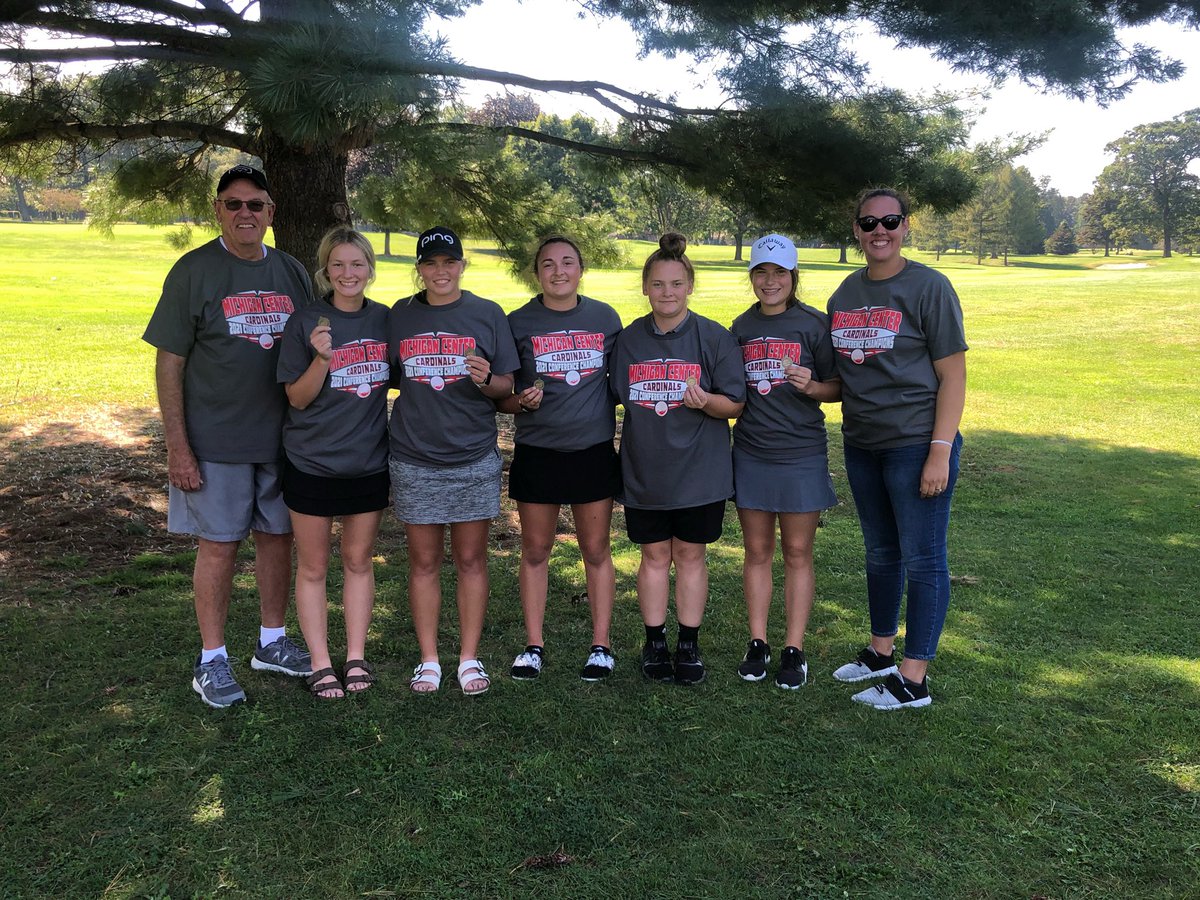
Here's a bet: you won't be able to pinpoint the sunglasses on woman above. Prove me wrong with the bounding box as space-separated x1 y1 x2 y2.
856 214 905 231
219 199 271 212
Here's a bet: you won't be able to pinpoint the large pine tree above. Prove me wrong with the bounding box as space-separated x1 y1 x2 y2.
2 1 1195 263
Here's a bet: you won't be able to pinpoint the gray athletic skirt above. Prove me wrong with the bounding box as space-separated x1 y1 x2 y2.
390 447 503 525
733 446 837 514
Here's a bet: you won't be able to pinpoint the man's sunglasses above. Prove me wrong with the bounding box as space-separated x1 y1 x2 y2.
856 214 905 231
218 198 271 212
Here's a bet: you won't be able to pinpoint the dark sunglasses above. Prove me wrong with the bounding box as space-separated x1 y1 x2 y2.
218 198 271 212
856 214 905 231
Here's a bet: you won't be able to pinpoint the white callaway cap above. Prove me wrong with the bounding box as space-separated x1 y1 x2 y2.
748 234 797 271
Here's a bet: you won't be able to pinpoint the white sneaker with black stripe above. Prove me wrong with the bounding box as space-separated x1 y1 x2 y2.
579 645 614 682
851 673 932 710
510 645 544 680
832 646 898 683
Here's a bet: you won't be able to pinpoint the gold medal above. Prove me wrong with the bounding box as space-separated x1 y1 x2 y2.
317 316 330 328
533 378 545 391
686 376 698 388
781 355 793 368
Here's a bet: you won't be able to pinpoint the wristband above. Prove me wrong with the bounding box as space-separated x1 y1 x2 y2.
930 439 952 447
483 371 492 386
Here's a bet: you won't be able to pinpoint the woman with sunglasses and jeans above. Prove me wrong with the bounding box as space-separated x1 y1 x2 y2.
826 188 967 709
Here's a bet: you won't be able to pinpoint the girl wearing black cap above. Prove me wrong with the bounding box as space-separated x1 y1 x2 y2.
730 234 840 690
387 226 520 695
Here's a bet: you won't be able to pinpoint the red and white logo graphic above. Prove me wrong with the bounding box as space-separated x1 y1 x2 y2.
742 337 804 395
530 330 605 386
397 331 476 391
222 291 296 349
831 306 903 364
628 358 702 417
329 339 389 398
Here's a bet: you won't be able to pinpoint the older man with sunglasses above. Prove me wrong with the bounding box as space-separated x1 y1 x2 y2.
143 165 316 708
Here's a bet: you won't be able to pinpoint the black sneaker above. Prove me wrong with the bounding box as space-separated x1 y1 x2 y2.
851 672 932 709
580 645 615 682
832 646 898 683
510 645 544 680
774 646 808 690
737 639 771 681
641 639 673 682
673 641 706 685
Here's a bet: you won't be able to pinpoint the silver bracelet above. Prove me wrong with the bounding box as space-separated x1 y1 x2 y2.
930 439 952 447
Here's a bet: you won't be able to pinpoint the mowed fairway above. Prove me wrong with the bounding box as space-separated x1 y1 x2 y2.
1 222 1198 898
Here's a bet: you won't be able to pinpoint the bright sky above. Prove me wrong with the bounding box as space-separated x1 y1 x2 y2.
440 1 1200 197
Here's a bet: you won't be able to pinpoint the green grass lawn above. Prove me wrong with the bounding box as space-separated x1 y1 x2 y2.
1 223 1198 898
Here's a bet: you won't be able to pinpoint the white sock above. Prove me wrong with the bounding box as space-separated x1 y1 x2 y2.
200 645 228 665
260 626 286 647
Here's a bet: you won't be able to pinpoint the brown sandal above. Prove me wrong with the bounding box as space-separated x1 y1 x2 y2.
306 667 345 700
342 659 377 693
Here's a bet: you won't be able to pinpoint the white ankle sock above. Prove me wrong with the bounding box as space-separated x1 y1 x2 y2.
260 626 286 647
200 645 228 665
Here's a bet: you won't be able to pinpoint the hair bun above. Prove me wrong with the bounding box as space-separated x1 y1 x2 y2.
659 232 687 258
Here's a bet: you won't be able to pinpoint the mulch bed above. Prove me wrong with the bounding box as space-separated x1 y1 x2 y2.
0 407 567 605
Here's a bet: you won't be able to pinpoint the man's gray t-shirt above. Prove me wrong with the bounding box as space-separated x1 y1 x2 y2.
826 260 967 450
388 290 520 466
277 297 391 478
731 301 837 460
508 294 623 451
611 311 747 510
142 239 315 463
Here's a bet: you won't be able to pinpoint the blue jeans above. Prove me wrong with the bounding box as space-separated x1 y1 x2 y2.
842 434 961 661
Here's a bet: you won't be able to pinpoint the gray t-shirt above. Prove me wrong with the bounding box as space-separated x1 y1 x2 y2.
508 294 623 451
388 290 520 466
611 311 747 510
731 301 837 460
142 239 315 463
826 260 968 450
277 297 390 478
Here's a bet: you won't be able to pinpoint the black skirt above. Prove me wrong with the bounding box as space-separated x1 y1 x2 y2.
282 456 390 517
508 441 621 505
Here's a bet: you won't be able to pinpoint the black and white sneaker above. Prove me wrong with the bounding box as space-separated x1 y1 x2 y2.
851 673 932 710
673 641 706 685
832 646 897 683
641 639 673 682
510 645 544 680
580 645 615 682
737 639 771 681
774 646 808 689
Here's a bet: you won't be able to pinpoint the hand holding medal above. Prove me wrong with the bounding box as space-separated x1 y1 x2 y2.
311 315 333 360
682 374 709 410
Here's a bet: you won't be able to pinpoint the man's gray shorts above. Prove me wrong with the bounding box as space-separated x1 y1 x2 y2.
168 460 292 542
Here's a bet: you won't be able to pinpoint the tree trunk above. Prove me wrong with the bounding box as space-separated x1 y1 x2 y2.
1162 209 1173 258
733 231 744 261
383 230 392 257
838 243 848 264
259 134 351 270
13 178 33 222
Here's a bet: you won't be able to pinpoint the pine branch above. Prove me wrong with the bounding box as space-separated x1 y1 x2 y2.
7 9 233 56
0 119 257 153
425 122 685 167
0 45 225 67
408 59 722 119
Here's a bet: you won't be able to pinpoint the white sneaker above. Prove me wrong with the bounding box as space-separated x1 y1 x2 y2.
851 673 932 710
832 646 897 683
510 645 544 680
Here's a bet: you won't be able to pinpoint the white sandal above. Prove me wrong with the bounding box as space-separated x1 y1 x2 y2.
457 658 491 696
409 661 442 693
